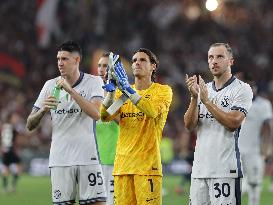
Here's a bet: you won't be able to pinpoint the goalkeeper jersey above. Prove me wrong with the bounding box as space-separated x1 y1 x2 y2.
101 83 173 176
96 120 119 165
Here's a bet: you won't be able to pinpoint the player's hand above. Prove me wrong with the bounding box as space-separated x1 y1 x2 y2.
199 75 209 104
185 74 199 98
43 96 59 111
56 78 73 94
102 79 116 92
102 53 120 92
114 61 136 95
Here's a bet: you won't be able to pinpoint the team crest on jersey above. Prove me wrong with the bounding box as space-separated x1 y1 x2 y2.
53 190 61 199
221 96 230 107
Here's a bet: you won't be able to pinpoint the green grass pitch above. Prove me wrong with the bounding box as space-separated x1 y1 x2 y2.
0 175 272 204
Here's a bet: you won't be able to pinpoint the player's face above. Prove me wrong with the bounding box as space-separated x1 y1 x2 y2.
208 46 234 77
57 51 80 77
132 52 155 78
98 57 108 82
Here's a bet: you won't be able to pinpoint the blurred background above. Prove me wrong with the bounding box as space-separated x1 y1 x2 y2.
0 0 272 204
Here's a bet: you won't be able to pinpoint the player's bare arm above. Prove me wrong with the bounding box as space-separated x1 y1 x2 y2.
199 75 245 132
184 74 199 131
57 78 101 120
26 96 58 131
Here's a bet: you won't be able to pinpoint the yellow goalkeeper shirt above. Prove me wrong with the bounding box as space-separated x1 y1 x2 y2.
101 83 172 176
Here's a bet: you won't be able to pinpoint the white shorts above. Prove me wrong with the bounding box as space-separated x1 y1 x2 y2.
241 153 264 185
102 165 114 205
189 178 241 205
50 165 107 204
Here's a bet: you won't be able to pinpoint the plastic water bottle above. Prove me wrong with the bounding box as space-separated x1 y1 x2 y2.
52 85 61 110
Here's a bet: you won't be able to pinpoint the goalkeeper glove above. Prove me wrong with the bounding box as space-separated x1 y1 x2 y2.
114 61 141 104
102 53 120 92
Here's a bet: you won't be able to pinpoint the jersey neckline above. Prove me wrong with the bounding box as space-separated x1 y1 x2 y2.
212 75 236 92
72 71 84 88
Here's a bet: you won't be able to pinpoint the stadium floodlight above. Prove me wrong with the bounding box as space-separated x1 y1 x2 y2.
206 0 219 11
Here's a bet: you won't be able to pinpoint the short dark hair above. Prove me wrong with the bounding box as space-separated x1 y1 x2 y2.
57 41 82 58
210 43 233 58
133 48 159 82
101 52 110 58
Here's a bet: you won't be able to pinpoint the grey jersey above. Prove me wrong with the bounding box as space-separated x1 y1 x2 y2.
239 96 273 155
192 76 253 178
34 72 104 167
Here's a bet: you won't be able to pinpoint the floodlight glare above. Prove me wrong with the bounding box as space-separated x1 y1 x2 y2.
206 0 219 11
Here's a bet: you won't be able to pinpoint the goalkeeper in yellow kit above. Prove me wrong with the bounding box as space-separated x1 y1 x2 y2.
100 48 172 205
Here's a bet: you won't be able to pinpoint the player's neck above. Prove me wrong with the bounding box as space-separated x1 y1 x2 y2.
63 69 80 85
213 72 232 90
135 76 153 90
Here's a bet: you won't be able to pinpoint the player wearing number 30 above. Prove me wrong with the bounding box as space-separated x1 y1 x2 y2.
100 48 172 205
184 43 253 205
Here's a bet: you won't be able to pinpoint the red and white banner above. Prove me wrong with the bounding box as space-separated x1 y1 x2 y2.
36 0 59 48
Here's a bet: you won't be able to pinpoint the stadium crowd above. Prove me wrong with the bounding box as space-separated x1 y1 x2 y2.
0 0 272 177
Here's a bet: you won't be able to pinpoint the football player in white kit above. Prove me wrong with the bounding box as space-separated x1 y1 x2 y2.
238 73 273 205
184 43 253 205
26 41 106 205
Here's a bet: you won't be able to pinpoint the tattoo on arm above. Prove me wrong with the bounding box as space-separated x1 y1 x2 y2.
26 108 47 131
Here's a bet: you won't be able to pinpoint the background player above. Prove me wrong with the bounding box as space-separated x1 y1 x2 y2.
100 48 173 205
1 112 22 193
238 72 273 205
26 41 106 205
96 52 119 205
184 43 253 204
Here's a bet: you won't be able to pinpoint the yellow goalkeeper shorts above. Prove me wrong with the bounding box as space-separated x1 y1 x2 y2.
114 174 162 205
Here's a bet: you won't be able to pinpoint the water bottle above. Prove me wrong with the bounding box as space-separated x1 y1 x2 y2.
52 85 61 110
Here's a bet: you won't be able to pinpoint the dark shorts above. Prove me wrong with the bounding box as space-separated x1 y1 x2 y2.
2 150 21 166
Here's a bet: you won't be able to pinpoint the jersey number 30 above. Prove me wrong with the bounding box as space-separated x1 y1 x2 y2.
214 183 230 198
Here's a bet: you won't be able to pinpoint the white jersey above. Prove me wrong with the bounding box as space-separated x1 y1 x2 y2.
1 123 14 150
239 96 273 155
34 72 104 167
192 76 253 178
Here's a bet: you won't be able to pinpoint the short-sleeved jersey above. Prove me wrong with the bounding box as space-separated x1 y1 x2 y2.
239 96 273 155
33 72 104 167
192 76 253 178
96 120 119 165
101 83 173 176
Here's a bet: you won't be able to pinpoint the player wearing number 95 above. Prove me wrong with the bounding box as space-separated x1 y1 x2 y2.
26 41 106 205
100 48 173 205
184 43 253 205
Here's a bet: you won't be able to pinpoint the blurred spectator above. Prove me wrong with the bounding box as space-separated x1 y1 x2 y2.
0 0 272 172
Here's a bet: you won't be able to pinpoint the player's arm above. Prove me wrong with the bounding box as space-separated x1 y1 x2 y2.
184 97 199 131
100 90 121 121
135 86 172 118
199 76 252 132
26 96 58 131
184 75 199 131
203 102 245 132
57 78 102 120
100 104 120 122
69 88 102 120
261 119 272 159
